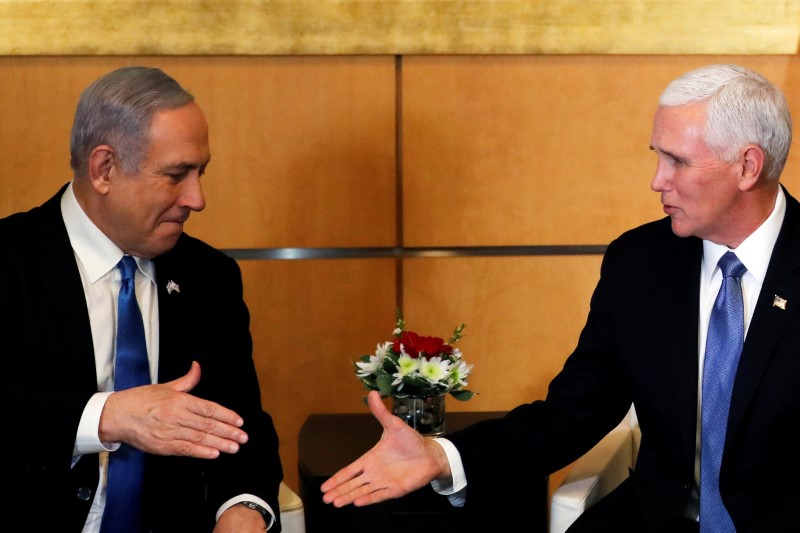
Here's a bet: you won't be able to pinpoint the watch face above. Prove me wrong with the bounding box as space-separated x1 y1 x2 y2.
242 501 267 516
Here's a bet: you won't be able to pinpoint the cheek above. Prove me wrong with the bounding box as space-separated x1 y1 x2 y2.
141 194 176 222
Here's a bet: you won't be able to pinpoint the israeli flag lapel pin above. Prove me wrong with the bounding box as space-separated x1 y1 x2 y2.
166 280 180 295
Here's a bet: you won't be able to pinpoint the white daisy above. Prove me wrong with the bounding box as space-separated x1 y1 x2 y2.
449 360 473 387
355 342 392 377
391 353 419 386
419 356 452 384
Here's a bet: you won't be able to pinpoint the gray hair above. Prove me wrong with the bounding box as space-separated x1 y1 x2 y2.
659 64 792 181
69 66 195 177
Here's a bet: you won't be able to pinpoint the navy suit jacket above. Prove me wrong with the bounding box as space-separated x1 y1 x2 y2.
2 185 283 532
449 187 800 532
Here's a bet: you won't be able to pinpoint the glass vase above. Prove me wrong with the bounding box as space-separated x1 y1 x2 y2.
391 394 446 436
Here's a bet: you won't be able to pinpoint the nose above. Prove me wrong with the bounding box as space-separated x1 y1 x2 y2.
650 159 671 193
178 174 206 212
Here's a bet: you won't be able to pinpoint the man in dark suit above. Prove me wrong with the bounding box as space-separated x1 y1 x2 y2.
320 64 799 532
2 66 283 532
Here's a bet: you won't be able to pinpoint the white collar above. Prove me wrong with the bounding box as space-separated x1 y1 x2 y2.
60 181 155 284
702 186 785 284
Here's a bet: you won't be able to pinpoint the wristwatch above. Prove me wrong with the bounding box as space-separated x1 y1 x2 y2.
240 500 268 518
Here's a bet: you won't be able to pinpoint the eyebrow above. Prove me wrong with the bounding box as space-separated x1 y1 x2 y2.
160 159 210 173
649 145 680 160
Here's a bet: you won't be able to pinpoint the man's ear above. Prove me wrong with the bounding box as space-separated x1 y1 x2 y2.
739 144 765 191
87 145 116 195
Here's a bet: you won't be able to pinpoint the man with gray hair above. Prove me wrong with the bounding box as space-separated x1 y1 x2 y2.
321 64 798 532
2 66 283 532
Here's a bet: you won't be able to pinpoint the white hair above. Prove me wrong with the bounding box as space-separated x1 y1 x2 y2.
659 64 792 181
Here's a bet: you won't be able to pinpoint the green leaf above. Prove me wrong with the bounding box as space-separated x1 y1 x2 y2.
376 374 395 396
385 353 399 368
450 389 475 401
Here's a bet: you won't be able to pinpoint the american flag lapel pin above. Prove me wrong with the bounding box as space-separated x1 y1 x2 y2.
166 280 180 295
773 294 787 310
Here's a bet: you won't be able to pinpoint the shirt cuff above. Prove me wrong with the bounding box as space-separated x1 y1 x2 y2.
430 437 467 506
216 494 276 530
75 391 117 456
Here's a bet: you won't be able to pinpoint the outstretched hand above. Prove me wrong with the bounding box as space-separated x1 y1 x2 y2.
99 361 249 459
320 390 451 507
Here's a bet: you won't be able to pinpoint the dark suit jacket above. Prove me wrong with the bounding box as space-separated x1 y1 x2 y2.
1 185 283 532
449 187 800 532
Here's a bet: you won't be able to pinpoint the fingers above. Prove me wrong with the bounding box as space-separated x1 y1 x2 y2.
173 414 247 453
189 395 245 429
147 394 248 457
324 478 382 508
320 463 379 507
320 461 363 496
321 465 400 508
101 379 249 459
177 400 248 449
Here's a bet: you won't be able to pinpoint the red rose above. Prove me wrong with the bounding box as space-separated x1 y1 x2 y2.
393 331 453 359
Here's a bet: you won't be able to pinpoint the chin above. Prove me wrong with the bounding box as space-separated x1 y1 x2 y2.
149 237 181 258
669 220 694 238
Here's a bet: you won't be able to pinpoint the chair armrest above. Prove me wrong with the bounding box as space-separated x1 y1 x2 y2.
278 481 306 533
549 426 634 533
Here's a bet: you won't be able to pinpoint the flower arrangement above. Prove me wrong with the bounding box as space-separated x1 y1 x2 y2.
355 316 476 401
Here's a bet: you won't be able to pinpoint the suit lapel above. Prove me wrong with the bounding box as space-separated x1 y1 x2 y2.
153 238 194 383
727 189 800 439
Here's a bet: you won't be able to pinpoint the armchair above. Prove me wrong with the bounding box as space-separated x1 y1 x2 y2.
549 406 640 533
279 481 306 533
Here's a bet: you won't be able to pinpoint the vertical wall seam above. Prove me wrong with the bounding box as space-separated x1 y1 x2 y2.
395 55 404 315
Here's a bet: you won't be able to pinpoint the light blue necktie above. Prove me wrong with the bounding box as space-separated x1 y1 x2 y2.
700 251 746 533
101 256 150 533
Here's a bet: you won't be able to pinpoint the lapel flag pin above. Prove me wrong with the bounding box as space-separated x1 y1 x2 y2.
166 280 180 294
773 294 787 310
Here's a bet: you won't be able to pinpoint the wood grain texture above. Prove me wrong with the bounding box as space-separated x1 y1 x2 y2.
1 0 798 55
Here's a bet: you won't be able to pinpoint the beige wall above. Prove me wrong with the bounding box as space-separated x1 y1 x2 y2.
3 54 800 503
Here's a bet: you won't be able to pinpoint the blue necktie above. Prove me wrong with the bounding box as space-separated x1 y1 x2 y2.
700 251 746 533
101 256 150 533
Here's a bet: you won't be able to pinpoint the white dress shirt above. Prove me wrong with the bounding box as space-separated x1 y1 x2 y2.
433 187 786 516
61 182 274 531
687 186 784 518
62 183 159 532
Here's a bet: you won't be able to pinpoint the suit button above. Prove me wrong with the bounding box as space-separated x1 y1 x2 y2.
77 486 93 501
682 482 691 490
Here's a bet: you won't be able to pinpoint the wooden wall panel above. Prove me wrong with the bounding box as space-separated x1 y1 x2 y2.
189 57 397 249
0 57 84 214
402 55 800 247
241 258 398 492
0 56 398 249
401 255 603 412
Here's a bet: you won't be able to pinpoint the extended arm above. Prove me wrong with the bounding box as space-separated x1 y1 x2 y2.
321 390 451 507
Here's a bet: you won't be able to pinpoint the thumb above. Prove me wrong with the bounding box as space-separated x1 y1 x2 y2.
167 360 201 393
367 390 394 429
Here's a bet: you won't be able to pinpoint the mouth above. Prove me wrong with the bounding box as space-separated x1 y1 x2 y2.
168 213 190 225
160 217 187 233
662 204 679 216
